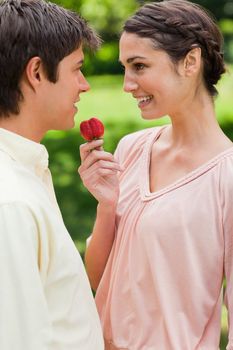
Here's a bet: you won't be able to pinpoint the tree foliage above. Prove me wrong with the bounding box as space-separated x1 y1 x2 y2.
79 0 138 41
54 0 233 27
195 0 233 20
52 0 233 72
53 0 138 41
140 1 233 20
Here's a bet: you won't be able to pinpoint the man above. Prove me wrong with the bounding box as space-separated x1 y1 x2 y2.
0 0 104 349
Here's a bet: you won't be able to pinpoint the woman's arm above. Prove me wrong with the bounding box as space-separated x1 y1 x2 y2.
85 203 117 290
78 139 122 290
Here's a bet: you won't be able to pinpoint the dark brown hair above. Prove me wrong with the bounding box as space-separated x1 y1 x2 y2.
123 0 225 96
0 0 101 117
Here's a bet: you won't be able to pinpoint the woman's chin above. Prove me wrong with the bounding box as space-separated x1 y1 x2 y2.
141 111 165 121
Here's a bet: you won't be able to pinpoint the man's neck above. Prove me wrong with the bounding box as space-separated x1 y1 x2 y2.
0 113 44 143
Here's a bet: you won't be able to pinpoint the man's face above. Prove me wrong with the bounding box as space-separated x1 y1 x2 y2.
38 46 90 133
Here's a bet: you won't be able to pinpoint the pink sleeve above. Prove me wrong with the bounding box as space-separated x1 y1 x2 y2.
113 128 157 165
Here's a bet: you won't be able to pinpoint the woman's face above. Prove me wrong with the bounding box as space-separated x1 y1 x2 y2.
119 32 191 120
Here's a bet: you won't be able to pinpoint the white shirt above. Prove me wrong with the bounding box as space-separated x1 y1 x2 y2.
0 128 104 350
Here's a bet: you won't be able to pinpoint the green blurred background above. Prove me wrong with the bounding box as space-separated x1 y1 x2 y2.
42 1 233 348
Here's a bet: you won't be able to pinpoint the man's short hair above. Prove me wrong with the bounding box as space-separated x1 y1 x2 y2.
0 0 100 116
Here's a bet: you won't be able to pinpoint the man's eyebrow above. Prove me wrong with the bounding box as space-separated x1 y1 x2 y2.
119 56 147 64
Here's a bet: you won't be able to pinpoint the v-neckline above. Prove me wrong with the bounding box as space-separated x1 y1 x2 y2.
140 126 233 201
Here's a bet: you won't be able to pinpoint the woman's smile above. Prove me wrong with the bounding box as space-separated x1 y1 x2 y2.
136 95 154 108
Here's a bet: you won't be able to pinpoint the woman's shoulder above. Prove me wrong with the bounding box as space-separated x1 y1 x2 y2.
117 126 160 150
114 126 160 162
219 147 233 170
217 146 233 192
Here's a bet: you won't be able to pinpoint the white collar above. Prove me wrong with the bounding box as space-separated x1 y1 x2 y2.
0 128 49 173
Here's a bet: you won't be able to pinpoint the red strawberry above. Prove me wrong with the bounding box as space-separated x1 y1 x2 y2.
80 117 104 141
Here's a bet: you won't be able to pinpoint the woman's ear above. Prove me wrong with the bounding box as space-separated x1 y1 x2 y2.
24 56 45 89
183 47 202 76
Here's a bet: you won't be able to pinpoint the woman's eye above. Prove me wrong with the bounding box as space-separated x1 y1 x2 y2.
134 63 145 71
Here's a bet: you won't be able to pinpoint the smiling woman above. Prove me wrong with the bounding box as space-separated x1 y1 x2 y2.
78 1 233 350
119 32 193 120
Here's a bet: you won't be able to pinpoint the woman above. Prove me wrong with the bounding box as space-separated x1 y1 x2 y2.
79 1 233 349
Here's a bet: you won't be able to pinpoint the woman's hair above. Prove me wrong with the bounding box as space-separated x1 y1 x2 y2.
0 0 100 117
123 0 225 96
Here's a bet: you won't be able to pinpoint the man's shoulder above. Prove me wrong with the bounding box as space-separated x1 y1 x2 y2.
0 154 20 203
0 152 44 206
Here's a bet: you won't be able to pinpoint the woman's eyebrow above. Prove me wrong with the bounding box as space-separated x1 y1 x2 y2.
119 56 147 64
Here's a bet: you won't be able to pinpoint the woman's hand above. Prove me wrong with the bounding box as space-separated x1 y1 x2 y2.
78 139 122 206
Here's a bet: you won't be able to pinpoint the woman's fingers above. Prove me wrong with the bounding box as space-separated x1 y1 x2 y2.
78 158 122 179
80 166 119 186
85 153 121 170
79 139 104 162
79 140 123 204
80 146 123 171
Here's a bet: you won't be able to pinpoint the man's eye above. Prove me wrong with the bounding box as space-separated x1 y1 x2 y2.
74 65 82 72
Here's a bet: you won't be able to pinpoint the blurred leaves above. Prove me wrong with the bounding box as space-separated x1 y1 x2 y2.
79 0 138 41
195 0 233 20
52 0 233 75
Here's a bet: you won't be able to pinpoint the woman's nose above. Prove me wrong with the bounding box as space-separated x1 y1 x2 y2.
123 73 138 93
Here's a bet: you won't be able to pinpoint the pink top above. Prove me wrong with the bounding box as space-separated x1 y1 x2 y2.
96 126 233 350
